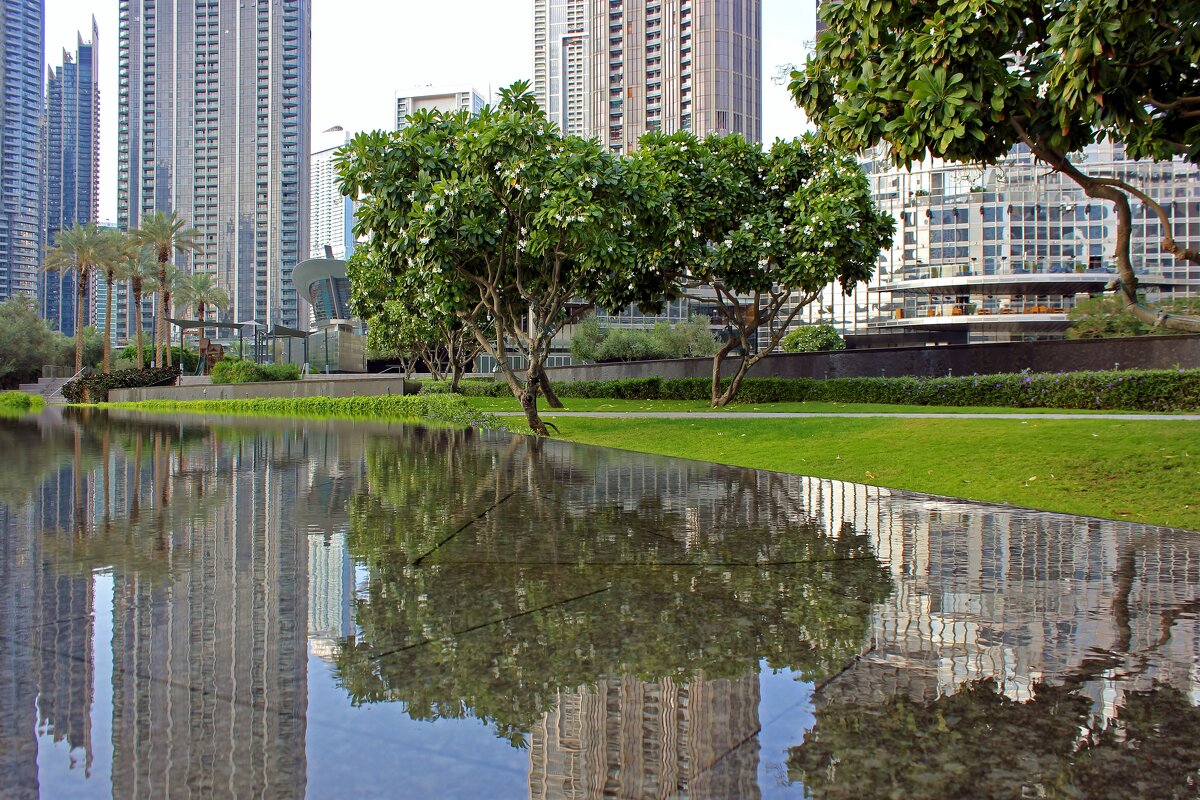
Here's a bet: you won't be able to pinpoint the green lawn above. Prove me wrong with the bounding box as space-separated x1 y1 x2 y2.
464 396 1183 415
537 414 1200 530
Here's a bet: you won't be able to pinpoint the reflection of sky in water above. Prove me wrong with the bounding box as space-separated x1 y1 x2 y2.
756 665 814 798
2 409 1196 799
34 573 114 800
305 654 529 799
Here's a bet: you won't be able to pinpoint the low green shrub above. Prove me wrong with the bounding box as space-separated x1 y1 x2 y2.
211 360 301 384
536 369 1200 411
780 324 846 353
262 363 301 381
110 393 527 433
0 391 44 412
62 366 180 404
444 378 510 397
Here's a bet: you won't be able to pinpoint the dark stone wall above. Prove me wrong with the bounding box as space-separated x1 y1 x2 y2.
538 335 1200 383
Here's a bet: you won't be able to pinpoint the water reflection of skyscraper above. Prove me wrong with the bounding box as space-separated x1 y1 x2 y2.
528 674 762 800
108 425 310 799
792 477 1200 713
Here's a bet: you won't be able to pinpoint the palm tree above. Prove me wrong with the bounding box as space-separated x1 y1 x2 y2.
178 271 231 328
42 224 118 372
116 242 158 369
131 212 202 368
97 230 127 373
146 265 187 368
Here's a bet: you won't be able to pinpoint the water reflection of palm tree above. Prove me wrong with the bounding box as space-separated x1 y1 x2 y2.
38 413 230 581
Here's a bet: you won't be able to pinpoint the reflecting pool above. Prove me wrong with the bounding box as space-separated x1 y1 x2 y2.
0 408 1197 799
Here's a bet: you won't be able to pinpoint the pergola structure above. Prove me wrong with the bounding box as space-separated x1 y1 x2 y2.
167 318 309 370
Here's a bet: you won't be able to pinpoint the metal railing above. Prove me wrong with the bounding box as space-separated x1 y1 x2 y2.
47 367 88 400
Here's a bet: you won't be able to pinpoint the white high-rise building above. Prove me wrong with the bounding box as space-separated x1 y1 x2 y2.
309 126 355 262
394 85 486 131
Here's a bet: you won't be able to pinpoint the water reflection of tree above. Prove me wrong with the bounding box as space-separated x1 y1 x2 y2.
788 677 1200 800
335 432 892 746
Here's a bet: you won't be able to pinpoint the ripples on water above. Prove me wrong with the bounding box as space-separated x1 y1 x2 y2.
0 407 1196 799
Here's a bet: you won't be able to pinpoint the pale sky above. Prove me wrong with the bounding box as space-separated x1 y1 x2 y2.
47 0 815 224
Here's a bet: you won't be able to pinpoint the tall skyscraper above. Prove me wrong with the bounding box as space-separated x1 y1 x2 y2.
309 126 355 262
117 0 312 333
0 0 45 305
394 85 485 131
43 20 99 336
533 0 762 153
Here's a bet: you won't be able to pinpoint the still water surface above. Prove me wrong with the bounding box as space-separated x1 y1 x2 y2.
0 408 1197 799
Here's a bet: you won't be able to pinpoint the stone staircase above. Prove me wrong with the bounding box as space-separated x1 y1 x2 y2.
18 375 73 400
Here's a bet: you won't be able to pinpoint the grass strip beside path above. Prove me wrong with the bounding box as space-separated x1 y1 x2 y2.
541 414 1200 531
463 396 1185 415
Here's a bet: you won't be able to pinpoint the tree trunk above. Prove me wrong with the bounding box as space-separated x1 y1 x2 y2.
156 265 167 367
450 362 464 394
1011 121 1200 333
534 366 564 408
133 284 145 370
103 270 114 373
713 355 757 407
75 270 87 372
709 339 737 407
519 380 549 436
164 292 174 368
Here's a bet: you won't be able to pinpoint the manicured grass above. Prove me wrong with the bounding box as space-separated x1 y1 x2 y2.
540 414 1200 530
464 396 1179 415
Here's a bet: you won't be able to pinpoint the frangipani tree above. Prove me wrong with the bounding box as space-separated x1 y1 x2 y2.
338 83 672 434
636 132 893 406
791 0 1200 332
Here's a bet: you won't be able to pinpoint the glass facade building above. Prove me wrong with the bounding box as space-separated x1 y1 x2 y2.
117 0 312 340
42 20 99 337
787 143 1200 344
0 0 45 305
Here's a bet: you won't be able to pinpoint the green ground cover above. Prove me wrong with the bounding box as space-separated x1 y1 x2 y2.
97 394 519 432
463 396 1178 415
0 391 44 413
539 414 1200 530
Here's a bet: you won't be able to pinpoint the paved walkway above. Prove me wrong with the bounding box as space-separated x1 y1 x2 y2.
493 411 1200 421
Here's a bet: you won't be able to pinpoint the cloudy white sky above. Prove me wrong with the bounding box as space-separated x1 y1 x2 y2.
47 0 816 223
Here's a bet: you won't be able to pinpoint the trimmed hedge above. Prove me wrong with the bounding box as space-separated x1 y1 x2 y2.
426 369 1200 411
211 360 302 384
0 391 44 412
108 393 527 433
62 367 181 404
